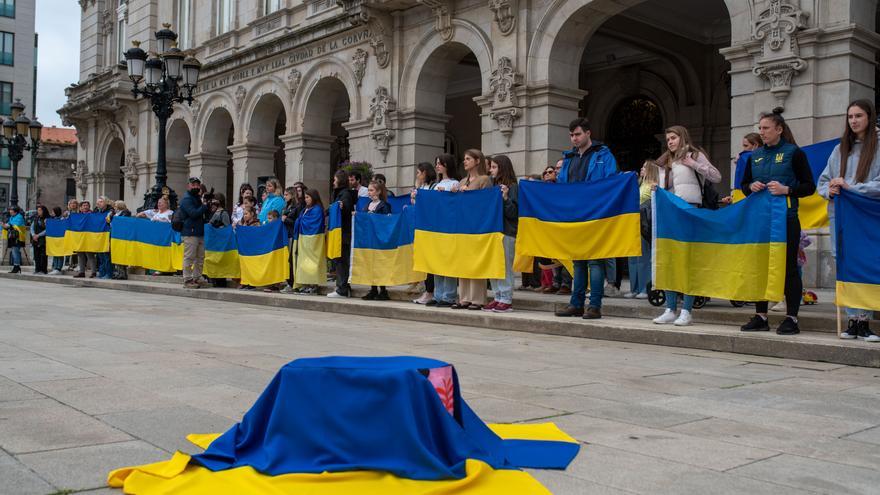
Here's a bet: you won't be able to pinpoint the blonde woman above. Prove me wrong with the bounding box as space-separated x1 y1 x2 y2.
259 177 286 224
450 149 493 310
625 160 660 299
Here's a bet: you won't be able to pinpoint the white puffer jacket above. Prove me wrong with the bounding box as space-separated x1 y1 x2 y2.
658 152 721 205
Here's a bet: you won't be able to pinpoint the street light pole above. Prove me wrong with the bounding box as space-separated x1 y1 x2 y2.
1 99 42 207
124 24 202 211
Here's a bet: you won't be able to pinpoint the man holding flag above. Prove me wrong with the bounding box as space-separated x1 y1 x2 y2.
554 117 620 320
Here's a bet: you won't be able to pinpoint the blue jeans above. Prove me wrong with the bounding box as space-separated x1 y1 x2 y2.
97 253 111 277
628 238 651 294
52 256 64 270
490 235 516 304
10 245 21 266
570 259 609 309
433 275 458 304
666 291 695 312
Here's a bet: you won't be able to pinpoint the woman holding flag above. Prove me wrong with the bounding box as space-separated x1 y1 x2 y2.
485 154 519 313
411 162 438 305
818 99 880 342
428 154 462 307
292 189 327 295
653 126 721 326
451 149 493 311
360 180 392 301
740 108 815 335
3 205 25 273
30 205 50 275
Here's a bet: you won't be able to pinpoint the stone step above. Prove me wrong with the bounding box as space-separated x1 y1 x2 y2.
2 271 878 369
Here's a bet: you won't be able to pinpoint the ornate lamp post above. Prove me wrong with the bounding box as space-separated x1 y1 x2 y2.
1 99 42 207
124 24 202 210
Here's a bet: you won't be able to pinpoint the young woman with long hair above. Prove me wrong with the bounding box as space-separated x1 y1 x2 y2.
360 180 393 301
451 149 493 310
818 99 880 342
428 154 462 307
293 189 327 295
485 154 519 312
411 162 438 304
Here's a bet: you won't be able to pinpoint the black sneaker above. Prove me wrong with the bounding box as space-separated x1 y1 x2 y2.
741 315 770 332
858 321 880 342
436 301 453 308
377 291 390 301
362 291 378 301
841 320 859 340
776 317 800 335
426 300 439 307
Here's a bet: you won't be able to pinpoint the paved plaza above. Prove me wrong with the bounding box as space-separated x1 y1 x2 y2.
0 278 879 494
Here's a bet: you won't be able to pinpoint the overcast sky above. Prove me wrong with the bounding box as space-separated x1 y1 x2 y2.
35 0 81 128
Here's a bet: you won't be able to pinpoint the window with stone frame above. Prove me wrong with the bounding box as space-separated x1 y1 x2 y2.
0 32 12 66
0 81 11 116
216 0 234 35
0 0 13 19
307 0 334 17
264 0 282 16
177 0 193 49
115 1 127 65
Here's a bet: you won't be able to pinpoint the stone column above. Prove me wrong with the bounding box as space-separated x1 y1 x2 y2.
393 109 448 191
228 143 278 189
279 133 336 196
186 152 229 193
166 159 189 199
522 83 586 174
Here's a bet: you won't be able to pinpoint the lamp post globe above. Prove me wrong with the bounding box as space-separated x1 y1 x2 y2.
0 99 40 207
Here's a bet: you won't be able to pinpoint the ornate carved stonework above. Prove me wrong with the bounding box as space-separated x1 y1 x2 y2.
488 57 522 107
124 148 140 187
751 0 809 108
488 0 516 35
190 99 202 122
418 0 454 42
490 108 519 146
353 49 368 87
287 69 302 102
79 0 96 12
234 85 247 112
75 161 89 197
369 86 396 161
100 10 114 36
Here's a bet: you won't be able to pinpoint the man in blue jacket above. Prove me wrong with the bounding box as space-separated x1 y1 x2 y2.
554 118 619 320
179 177 209 289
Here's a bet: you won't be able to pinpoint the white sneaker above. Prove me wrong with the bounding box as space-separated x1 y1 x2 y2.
623 292 636 299
48 269 61 276
653 309 677 324
413 292 432 304
327 291 345 298
604 283 620 297
674 310 693 326
770 301 786 312
635 293 649 299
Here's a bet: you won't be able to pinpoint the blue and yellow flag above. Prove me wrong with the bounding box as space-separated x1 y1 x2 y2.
413 188 505 279
733 139 836 229
236 220 289 287
357 195 412 213
110 217 183 272
516 173 641 261
834 190 880 310
292 206 326 285
653 188 787 302
205 225 240 279
327 202 343 260
66 212 111 253
46 218 73 257
351 209 425 287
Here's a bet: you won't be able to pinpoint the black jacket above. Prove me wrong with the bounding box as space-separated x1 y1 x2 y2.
361 199 391 215
333 187 357 244
179 190 209 237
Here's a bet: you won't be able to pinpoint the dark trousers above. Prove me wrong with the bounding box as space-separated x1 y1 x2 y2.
335 243 352 295
33 244 48 273
425 273 435 293
756 216 802 317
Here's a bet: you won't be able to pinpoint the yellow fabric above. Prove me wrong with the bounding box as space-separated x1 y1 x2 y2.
654 238 786 302
413 231 505 279
47 237 73 257
836 280 880 311
327 228 342 260
13 225 28 243
108 422 576 495
516 213 641 262
204 249 241 279
731 190 746 203
241 246 289 287
798 193 830 230
111 239 184 273
293 234 326 285
513 253 533 273
66 231 110 253
351 244 425 287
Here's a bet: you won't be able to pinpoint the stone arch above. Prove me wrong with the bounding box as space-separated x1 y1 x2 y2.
589 70 680 136
293 57 361 132
193 91 239 151
166 118 192 197
399 19 493 110
240 77 290 141
101 134 125 200
196 105 236 204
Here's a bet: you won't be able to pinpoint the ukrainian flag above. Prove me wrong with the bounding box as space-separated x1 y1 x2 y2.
413 188 505 279
351 209 425 286
46 218 73 257
357 195 412 213
834 190 880 310
327 202 342 260
516 173 641 261
733 139 837 229
237 220 290 287
110 217 184 272
292 207 326 285
653 187 787 302
205 225 240 279
66 213 111 253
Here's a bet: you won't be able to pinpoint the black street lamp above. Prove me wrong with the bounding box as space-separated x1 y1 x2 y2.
124 24 202 210
1 99 42 207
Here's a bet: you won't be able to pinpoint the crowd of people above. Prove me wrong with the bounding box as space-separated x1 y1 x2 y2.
3 100 879 342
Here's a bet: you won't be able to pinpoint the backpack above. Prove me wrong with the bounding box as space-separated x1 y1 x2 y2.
171 208 184 232
692 168 720 210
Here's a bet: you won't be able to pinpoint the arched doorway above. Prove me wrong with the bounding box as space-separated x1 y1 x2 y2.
247 93 288 197
302 77 350 197
105 137 125 200
166 119 192 200
200 107 235 206
606 97 664 172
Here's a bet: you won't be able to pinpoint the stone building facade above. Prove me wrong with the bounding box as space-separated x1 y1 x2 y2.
33 127 77 210
61 0 880 286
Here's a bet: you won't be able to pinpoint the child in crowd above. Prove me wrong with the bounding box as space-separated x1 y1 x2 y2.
362 180 392 301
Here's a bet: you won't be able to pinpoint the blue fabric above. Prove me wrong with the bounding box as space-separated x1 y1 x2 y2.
734 150 752 190
191 356 578 480
259 194 286 224
8 213 24 227
357 195 411 213
835 190 880 285
557 144 618 184
414 188 503 234
665 291 695 312
293 206 325 238
353 210 415 250
519 174 638 222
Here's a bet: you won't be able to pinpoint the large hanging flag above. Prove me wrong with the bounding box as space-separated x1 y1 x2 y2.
733 139 837 229
292 206 326 285
66 212 111 253
46 218 73 257
108 356 579 494
653 188 787 302
351 209 425 286
834 190 880 310
236 220 289 287
204 225 240 279
326 202 342 260
516 173 641 261
110 217 183 272
413 188 505 279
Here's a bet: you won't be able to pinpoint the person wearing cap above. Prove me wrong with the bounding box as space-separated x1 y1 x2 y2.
180 177 210 289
